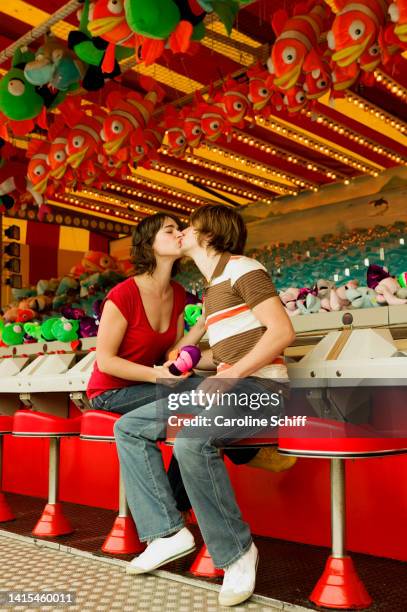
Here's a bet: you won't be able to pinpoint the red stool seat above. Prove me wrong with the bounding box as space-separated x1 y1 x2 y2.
0 415 13 434
12 410 81 437
227 436 278 447
80 410 120 440
278 417 407 458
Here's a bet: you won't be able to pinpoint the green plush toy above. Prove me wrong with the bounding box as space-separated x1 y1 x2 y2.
2 323 25 345
0 48 44 121
23 321 43 342
52 317 79 342
68 0 132 91
184 303 203 330
41 317 61 341
124 0 243 62
0 47 66 124
56 276 79 296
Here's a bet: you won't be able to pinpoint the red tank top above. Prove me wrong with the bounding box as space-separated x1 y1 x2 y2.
87 278 186 398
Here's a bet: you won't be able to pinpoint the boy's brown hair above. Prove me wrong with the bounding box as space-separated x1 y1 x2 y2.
131 213 184 276
190 205 247 254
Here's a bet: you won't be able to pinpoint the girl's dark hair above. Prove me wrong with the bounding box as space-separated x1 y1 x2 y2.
190 205 247 254
131 213 184 276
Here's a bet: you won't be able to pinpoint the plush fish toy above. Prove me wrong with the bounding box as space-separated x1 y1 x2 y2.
65 107 106 175
327 0 388 68
26 140 51 196
268 1 329 92
302 49 331 100
213 77 251 127
88 0 136 73
164 107 188 157
247 64 276 114
101 79 164 159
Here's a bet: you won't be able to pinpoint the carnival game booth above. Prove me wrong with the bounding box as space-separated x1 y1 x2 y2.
0 0 406 609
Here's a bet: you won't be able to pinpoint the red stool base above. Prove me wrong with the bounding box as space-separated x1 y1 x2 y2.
310 556 372 609
32 503 73 537
102 516 145 555
189 545 224 577
0 492 15 522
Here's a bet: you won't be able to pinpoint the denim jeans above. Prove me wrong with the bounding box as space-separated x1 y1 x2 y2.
90 383 193 512
113 376 284 568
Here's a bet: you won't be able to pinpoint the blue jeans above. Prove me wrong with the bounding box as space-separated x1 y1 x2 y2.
113 377 284 568
90 384 192 512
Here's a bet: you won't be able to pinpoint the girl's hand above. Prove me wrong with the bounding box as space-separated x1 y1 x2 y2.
153 365 191 385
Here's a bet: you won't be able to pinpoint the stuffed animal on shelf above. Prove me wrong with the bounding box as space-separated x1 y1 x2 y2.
367 264 407 305
345 286 378 308
296 292 321 314
279 287 301 316
168 345 201 375
41 317 61 341
52 317 80 342
1 323 25 346
23 321 44 342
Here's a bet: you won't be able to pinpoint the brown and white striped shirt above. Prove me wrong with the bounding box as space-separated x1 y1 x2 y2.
203 252 287 377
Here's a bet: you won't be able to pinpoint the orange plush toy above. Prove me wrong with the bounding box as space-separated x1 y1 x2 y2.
268 0 329 92
327 0 388 69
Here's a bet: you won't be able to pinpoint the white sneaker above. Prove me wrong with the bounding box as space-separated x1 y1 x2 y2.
126 527 195 574
218 542 259 607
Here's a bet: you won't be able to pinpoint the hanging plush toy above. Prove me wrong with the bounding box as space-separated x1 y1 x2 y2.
124 0 207 65
65 106 106 176
247 64 280 115
24 35 86 92
180 105 203 150
0 47 65 136
213 77 251 128
164 107 188 158
193 91 230 143
282 83 307 113
101 79 164 160
0 140 29 211
302 49 332 101
68 0 132 90
131 120 165 168
268 1 329 92
88 0 137 73
26 140 52 197
327 0 388 71
47 119 75 190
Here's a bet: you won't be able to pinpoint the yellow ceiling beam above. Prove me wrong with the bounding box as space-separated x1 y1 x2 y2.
258 113 384 173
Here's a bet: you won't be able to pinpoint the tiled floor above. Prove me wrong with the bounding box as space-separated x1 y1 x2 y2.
1 492 406 611
0 534 284 611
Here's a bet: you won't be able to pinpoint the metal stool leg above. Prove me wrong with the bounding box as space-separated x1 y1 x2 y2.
32 437 73 537
102 467 145 554
310 459 372 609
0 436 14 522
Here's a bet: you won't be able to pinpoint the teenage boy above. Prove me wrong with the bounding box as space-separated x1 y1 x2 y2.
114 205 295 607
